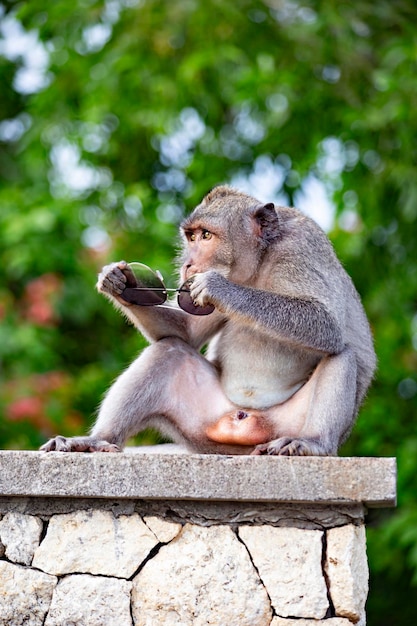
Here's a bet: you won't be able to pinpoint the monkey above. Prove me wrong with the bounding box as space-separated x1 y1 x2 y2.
41 185 376 456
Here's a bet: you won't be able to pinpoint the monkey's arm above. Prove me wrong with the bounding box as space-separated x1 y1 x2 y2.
97 262 224 348
114 302 224 349
189 271 344 354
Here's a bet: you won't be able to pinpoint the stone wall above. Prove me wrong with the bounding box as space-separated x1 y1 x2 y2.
0 447 396 626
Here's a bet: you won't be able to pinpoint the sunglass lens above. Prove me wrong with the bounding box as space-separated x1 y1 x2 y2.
122 287 166 305
178 283 215 316
122 263 167 306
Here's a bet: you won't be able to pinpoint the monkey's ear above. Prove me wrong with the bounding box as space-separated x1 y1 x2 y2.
253 203 280 242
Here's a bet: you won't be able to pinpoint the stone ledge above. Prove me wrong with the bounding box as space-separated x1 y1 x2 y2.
0 446 396 507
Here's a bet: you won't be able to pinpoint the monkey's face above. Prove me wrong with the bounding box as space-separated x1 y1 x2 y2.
179 225 231 282
179 186 279 285
179 219 265 285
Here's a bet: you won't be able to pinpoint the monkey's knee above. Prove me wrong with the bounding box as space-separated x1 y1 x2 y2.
140 337 216 385
129 337 195 378
144 336 201 362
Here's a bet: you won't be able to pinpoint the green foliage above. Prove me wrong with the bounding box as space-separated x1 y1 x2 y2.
1 1 417 621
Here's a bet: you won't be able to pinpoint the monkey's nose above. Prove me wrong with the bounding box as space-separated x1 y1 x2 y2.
184 265 198 280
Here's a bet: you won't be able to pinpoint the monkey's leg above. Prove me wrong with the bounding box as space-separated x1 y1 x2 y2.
252 347 358 457
41 338 236 453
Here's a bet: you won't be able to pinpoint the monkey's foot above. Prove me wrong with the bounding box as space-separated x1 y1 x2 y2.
40 435 121 453
251 437 330 457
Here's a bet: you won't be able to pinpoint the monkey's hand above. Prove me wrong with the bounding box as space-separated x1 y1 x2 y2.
40 435 121 453
251 437 332 457
188 270 226 309
96 261 137 302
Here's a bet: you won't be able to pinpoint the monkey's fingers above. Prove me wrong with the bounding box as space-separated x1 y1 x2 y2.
97 262 131 296
100 272 126 295
119 262 138 288
187 272 213 307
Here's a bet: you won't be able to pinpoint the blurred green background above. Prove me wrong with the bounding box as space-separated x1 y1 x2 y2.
0 0 416 622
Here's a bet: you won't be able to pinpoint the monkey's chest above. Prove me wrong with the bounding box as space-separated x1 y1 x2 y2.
213 331 320 409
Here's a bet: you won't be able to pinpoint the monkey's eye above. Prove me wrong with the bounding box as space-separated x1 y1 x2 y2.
202 230 212 240
188 232 196 242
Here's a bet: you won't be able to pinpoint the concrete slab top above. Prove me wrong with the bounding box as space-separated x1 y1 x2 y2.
0 446 396 507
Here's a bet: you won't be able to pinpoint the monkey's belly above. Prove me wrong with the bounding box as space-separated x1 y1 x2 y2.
224 380 305 409
217 340 320 410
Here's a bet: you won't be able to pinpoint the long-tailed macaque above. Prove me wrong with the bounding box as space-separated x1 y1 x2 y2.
41 186 376 456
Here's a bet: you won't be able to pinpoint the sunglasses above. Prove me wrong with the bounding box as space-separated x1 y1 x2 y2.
121 262 215 316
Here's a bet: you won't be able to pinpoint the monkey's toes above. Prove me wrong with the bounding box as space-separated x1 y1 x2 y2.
277 437 326 456
250 443 269 455
252 437 324 456
86 441 121 453
40 436 122 453
40 436 72 452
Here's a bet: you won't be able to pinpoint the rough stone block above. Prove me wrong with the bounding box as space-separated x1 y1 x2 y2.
44 574 132 626
271 618 352 625
0 560 57 626
0 512 43 565
0 450 397 507
325 524 368 624
143 515 182 542
32 509 159 577
239 525 328 619
132 523 272 625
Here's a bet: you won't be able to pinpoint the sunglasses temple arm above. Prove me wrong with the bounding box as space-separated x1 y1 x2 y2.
129 287 189 294
128 287 167 292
